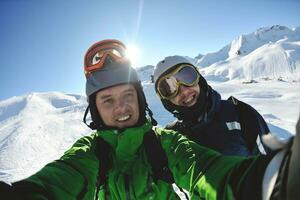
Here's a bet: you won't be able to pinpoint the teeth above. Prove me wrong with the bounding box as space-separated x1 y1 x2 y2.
184 96 194 104
117 115 130 122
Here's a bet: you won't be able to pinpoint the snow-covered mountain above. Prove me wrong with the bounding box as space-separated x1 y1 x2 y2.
196 25 300 81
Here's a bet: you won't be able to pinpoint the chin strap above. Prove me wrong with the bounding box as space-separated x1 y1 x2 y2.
139 83 157 126
83 105 98 130
146 105 157 126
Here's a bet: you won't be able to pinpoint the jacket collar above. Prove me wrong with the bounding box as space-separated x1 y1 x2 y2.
97 121 152 162
182 88 221 128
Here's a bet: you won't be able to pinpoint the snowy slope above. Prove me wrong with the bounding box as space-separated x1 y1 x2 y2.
0 92 91 183
196 25 300 81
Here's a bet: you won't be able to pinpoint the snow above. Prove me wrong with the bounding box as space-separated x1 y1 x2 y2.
196 25 300 81
0 25 300 190
0 92 91 183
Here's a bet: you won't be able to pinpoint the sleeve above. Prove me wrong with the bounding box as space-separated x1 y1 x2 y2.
237 100 272 155
12 134 100 200
157 127 271 200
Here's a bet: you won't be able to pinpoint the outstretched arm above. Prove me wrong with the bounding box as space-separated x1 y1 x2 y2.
11 133 100 200
157 127 272 200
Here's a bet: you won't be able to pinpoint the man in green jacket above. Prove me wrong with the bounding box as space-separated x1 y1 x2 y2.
4 39 300 200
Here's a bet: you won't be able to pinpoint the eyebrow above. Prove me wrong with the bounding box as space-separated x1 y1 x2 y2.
122 88 135 93
99 94 112 100
99 88 135 100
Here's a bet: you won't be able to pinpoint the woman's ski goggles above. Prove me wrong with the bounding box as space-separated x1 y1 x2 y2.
156 65 199 100
84 39 127 78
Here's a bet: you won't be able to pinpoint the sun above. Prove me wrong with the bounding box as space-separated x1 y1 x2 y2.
125 44 141 68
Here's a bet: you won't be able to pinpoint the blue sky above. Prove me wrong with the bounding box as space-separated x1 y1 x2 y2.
0 0 299 100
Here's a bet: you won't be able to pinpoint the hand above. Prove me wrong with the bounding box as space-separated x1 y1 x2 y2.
261 133 292 151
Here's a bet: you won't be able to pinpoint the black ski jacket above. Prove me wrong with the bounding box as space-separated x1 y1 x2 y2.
166 89 271 156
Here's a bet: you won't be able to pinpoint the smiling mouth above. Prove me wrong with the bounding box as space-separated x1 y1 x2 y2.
183 94 196 105
116 115 131 122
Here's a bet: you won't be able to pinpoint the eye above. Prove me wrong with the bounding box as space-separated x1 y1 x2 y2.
91 52 104 65
103 98 113 105
123 92 134 101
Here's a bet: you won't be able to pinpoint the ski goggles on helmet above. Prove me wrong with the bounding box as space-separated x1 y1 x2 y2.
84 39 127 78
156 65 199 100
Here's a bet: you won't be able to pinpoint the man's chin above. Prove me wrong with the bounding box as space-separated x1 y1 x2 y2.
115 121 137 129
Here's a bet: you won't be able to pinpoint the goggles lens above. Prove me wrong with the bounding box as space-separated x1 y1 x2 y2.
91 49 123 66
157 65 199 99
84 40 127 77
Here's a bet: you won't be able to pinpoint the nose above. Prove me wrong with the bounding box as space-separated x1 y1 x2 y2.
114 98 127 113
177 85 189 98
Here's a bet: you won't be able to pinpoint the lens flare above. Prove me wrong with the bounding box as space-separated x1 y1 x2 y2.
125 44 140 68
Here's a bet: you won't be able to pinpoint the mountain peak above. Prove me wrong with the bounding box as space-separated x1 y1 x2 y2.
196 25 300 82
255 25 289 34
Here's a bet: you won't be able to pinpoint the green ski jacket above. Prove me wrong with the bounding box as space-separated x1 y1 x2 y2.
13 121 271 200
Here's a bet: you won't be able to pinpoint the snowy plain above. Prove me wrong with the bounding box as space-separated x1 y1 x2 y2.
0 25 300 194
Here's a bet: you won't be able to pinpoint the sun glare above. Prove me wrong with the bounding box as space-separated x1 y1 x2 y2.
125 44 141 68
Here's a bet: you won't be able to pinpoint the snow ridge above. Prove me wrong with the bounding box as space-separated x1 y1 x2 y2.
196 25 300 81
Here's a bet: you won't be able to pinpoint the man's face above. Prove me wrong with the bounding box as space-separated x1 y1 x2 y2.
169 83 200 107
96 84 140 129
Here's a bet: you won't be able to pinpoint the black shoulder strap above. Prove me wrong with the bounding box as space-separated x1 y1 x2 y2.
227 96 271 154
95 137 111 186
94 136 112 200
144 130 190 199
143 129 175 184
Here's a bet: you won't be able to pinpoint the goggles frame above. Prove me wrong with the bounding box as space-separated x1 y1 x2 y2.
84 40 127 78
157 64 200 100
